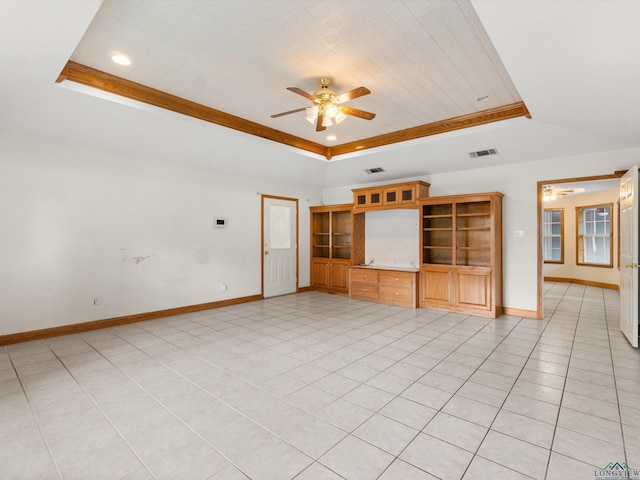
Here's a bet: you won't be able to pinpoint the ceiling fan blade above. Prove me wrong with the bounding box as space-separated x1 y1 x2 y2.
336 86 370 103
287 87 316 101
270 107 308 118
338 105 376 120
316 114 326 132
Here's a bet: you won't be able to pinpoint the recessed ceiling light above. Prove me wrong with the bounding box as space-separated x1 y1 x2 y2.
111 54 131 66
326 135 337 141
477 95 490 102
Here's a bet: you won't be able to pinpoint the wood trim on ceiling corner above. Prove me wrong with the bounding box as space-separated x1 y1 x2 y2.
57 61 531 160
57 61 327 158
329 101 531 157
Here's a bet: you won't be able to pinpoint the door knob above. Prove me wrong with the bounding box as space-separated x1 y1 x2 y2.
627 262 638 268
264 250 270 255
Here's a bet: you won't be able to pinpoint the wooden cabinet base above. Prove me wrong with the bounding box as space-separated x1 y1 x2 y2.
349 266 418 308
311 259 349 294
419 266 500 318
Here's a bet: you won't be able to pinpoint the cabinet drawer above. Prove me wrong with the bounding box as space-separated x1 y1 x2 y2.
379 285 413 305
350 283 379 300
350 269 379 285
379 271 414 288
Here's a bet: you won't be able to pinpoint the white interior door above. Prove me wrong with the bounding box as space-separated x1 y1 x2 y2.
263 196 297 298
619 166 638 348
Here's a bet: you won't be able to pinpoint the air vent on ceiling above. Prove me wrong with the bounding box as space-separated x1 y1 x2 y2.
469 148 498 158
365 167 385 174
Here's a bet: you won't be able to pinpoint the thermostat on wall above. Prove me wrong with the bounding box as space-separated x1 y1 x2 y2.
214 217 227 228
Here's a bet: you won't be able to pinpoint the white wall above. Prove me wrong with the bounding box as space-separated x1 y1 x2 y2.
364 209 420 269
323 148 639 313
543 189 619 286
0 132 321 335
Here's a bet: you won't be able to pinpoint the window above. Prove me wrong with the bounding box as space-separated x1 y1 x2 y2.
543 209 564 263
576 204 613 267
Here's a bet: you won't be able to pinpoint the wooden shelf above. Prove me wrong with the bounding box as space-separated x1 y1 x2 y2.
419 192 503 318
311 204 363 294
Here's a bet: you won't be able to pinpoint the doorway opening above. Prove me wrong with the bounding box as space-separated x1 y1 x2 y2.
536 172 624 319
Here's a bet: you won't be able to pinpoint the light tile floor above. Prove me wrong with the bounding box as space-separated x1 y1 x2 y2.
1 282 638 480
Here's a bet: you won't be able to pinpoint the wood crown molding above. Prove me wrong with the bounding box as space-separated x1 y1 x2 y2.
57 61 531 160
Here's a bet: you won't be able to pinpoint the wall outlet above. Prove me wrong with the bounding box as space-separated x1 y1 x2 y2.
220 283 228 292
93 297 101 305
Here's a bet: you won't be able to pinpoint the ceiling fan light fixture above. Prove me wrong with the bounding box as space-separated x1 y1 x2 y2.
305 106 318 124
271 79 375 131
325 103 338 118
543 186 556 201
334 111 347 124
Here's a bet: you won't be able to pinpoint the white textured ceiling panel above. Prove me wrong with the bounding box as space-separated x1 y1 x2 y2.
3 0 638 190
70 0 522 146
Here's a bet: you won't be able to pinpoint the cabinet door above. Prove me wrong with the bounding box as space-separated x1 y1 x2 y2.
420 266 453 307
367 189 383 207
454 267 491 311
354 189 383 208
383 188 400 206
311 260 330 288
330 262 349 292
398 186 416 204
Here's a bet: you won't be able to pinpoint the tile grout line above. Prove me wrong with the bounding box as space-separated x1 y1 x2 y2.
602 286 631 472
372 311 549 480
46 345 161 480
541 283 582 480
7 351 64 480
4 286 632 480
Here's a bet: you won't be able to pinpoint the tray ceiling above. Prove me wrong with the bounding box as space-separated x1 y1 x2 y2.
63 0 529 159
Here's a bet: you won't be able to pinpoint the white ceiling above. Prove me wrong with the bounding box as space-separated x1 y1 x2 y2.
69 0 522 146
545 178 620 198
1 0 639 189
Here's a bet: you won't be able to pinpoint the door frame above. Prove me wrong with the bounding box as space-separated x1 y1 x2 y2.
536 171 625 319
261 194 299 297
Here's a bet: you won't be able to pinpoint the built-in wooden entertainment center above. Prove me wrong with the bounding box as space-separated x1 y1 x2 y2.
310 181 503 318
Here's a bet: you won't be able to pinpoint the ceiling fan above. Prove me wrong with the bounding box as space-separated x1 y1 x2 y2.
271 78 376 132
543 185 586 201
